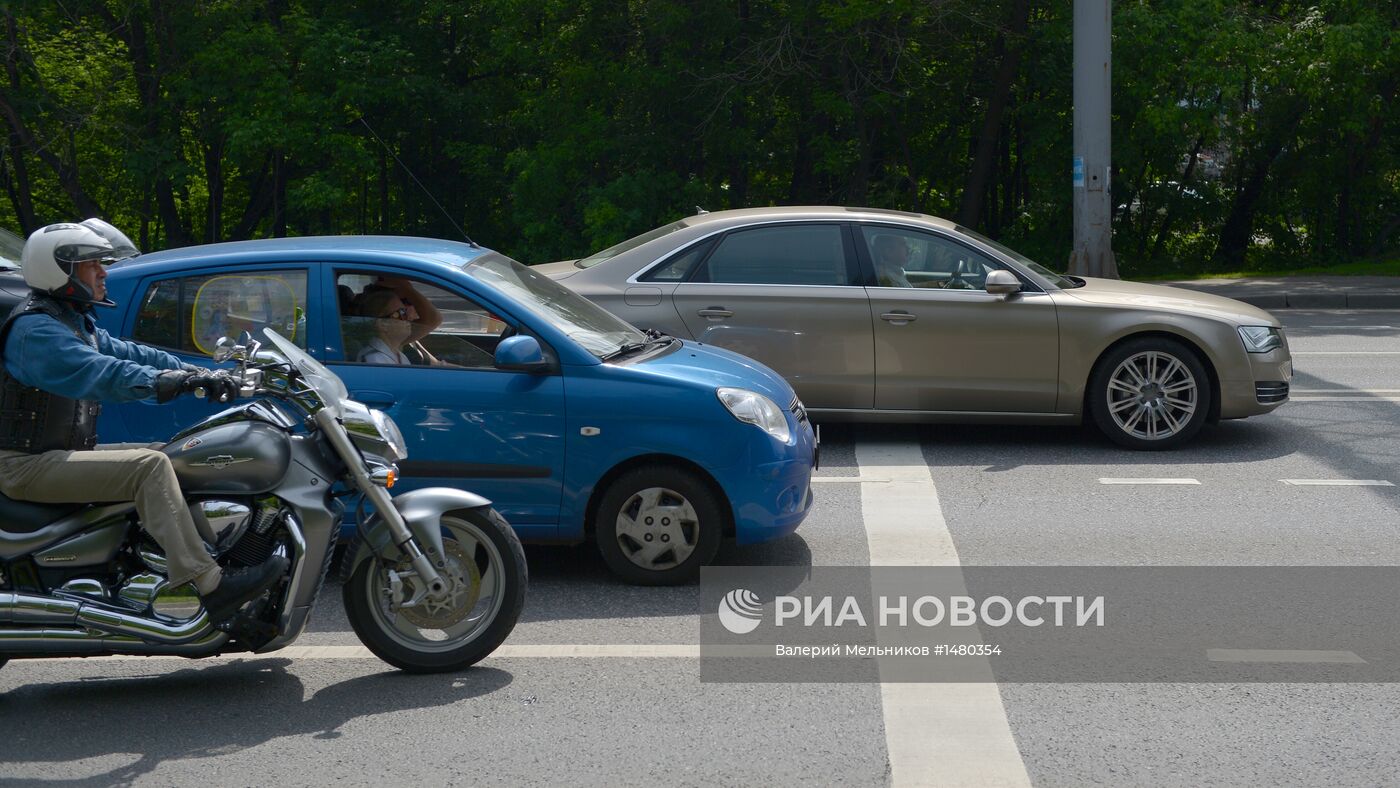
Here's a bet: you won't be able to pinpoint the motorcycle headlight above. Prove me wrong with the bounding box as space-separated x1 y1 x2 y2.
370 409 408 462
717 388 791 443
342 401 409 462
1238 325 1284 354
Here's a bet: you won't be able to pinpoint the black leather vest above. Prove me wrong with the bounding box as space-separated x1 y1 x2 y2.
0 295 101 453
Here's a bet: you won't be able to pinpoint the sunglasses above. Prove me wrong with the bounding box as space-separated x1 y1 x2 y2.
381 305 410 319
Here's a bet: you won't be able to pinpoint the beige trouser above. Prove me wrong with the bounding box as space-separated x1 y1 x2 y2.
0 447 223 592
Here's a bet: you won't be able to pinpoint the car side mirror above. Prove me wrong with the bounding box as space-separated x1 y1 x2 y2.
985 270 1022 297
494 335 549 372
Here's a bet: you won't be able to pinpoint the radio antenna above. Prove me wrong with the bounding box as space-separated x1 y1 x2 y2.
357 115 477 246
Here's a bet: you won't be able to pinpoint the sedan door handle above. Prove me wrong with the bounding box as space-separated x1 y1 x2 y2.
697 307 733 320
352 389 397 408
880 311 917 324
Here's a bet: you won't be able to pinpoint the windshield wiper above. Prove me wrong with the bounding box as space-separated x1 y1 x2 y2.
601 330 674 361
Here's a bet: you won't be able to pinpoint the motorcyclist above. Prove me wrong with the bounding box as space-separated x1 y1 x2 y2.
0 220 287 622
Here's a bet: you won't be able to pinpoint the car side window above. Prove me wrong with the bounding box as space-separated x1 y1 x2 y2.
639 237 716 282
334 272 511 369
694 224 853 286
132 270 308 355
860 226 1007 291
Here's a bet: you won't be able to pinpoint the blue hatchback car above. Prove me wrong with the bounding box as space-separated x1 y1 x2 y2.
91 236 817 584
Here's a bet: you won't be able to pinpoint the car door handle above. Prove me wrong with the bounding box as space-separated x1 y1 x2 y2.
697 307 733 320
352 390 397 408
880 311 917 324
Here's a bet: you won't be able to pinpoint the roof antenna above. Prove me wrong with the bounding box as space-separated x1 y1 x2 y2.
357 116 477 247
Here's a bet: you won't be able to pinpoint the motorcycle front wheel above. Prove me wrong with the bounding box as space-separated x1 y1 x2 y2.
344 507 527 673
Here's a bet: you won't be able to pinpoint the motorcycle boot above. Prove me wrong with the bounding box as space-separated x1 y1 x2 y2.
200 555 290 623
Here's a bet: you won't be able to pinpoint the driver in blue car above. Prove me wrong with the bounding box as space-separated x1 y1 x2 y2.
0 220 286 622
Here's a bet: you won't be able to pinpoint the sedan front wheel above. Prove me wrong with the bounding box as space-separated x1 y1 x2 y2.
1089 337 1212 450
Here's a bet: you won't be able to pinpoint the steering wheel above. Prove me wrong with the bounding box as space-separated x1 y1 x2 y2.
943 258 978 290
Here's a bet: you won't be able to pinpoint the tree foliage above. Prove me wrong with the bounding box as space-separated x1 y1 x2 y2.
0 0 1395 275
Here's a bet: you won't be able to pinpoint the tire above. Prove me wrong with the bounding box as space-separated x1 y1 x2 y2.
594 466 724 586
344 507 526 673
1089 336 1212 450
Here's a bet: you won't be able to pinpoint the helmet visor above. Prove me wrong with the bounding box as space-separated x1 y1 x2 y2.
78 218 140 263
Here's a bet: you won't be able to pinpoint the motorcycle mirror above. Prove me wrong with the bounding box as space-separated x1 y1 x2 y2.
212 336 238 363
237 330 254 347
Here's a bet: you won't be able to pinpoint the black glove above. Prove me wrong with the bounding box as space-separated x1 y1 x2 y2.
155 369 240 404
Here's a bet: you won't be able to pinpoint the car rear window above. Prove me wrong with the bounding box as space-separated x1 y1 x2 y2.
576 220 689 269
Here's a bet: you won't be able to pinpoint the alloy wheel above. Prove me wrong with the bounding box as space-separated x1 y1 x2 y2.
1105 350 1199 441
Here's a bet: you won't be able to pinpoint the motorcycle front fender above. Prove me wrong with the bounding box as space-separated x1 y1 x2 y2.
358 487 493 564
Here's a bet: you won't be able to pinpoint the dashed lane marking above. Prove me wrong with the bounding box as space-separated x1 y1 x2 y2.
1280 479 1394 487
1206 649 1366 664
1098 478 1201 485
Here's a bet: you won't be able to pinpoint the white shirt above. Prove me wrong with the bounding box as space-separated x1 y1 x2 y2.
358 337 411 365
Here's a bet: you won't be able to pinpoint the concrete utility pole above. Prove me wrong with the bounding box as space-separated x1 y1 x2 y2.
1068 0 1119 278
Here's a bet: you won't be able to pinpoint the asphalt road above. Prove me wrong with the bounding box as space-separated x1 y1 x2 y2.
2 310 1398 787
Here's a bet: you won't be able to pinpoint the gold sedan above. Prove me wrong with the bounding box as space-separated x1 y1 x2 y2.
538 207 1292 449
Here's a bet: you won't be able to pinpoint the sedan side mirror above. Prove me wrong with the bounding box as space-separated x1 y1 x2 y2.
494 335 549 372
985 270 1022 297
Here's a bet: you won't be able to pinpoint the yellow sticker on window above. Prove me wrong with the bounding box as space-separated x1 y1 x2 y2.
190 275 301 355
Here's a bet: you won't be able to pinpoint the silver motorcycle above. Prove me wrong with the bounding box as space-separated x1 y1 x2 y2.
0 329 527 673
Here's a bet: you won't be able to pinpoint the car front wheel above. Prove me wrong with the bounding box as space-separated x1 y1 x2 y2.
595 466 723 585
1089 337 1212 450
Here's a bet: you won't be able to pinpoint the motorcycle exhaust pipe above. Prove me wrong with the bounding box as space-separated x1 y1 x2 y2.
0 591 214 644
0 626 230 656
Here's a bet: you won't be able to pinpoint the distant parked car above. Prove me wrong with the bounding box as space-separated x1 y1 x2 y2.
0 236 817 585
538 206 1292 449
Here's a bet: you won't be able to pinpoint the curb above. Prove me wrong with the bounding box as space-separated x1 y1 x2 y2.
1195 292 1400 310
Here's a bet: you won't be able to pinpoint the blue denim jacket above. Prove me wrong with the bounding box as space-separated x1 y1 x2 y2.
2 306 185 402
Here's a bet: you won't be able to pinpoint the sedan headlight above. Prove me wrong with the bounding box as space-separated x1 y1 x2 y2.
717 388 791 443
1238 325 1284 354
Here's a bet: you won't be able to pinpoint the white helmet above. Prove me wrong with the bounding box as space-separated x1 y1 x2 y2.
21 218 139 303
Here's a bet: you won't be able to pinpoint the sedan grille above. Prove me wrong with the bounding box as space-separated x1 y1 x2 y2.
1256 381 1289 404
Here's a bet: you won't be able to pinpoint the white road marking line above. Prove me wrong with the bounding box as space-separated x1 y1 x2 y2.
1291 389 1400 394
1281 479 1394 487
855 440 1031 788
1289 397 1400 402
1305 326 1398 330
1206 649 1366 664
21 644 705 663
1291 351 1400 355
811 475 874 484
1098 478 1201 485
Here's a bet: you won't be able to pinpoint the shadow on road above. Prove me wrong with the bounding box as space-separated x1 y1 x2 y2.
511 533 815 623
0 658 512 787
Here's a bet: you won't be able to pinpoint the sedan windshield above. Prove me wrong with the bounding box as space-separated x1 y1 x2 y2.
954 225 1081 289
575 220 688 269
464 253 645 358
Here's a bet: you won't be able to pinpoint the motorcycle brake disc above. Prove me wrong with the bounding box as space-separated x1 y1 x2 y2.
396 538 481 630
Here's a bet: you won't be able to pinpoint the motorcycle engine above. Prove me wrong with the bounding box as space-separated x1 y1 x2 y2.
222 503 286 568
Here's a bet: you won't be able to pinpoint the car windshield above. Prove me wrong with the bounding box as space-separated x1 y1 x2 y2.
954 225 1081 289
464 253 645 358
0 228 23 270
575 220 689 269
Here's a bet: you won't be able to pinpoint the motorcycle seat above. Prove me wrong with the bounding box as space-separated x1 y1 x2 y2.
0 491 90 533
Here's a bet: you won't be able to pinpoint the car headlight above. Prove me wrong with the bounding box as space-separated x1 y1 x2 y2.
717 388 791 443
1238 325 1284 354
